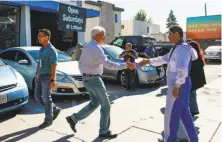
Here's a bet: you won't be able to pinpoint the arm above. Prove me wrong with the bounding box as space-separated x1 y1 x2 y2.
119 51 126 59
174 47 191 87
149 52 170 66
50 49 58 81
128 51 138 59
92 45 127 70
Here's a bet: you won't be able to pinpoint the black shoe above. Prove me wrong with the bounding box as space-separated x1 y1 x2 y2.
130 89 135 92
53 108 61 120
39 121 52 129
191 112 199 117
99 131 117 138
66 116 77 133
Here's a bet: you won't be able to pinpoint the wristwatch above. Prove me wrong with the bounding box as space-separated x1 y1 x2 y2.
50 79 55 82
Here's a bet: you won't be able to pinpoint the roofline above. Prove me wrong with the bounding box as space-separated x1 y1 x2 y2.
85 1 124 12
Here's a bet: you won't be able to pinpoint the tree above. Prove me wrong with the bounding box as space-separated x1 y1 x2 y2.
147 17 153 24
166 10 179 28
134 10 147 22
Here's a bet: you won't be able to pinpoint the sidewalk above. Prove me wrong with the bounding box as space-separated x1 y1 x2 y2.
0 77 221 142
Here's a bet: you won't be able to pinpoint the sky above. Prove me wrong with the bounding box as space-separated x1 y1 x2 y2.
102 0 222 33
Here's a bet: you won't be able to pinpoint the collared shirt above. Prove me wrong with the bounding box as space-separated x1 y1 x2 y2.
79 39 127 75
120 49 137 63
38 43 58 76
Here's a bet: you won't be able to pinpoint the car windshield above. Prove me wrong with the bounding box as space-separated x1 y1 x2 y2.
103 46 124 59
0 59 6 66
143 37 156 46
206 46 222 51
28 50 73 62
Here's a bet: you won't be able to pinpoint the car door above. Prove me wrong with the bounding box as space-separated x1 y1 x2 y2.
0 50 17 67
13 51 34 88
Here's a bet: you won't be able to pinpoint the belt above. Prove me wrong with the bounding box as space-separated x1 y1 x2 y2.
83 73 100 77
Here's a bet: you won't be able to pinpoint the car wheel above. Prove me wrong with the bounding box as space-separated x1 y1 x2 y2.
120 71 127 87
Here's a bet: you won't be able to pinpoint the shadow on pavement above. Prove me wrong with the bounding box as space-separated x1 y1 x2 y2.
0 126 39 142
52 134 75 142
91 136 114 142
0 111 16 123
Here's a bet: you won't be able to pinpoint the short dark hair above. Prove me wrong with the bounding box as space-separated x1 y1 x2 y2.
39 28 51 37
169 25 183 38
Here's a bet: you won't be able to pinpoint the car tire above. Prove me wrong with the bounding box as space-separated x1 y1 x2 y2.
118 71 138 87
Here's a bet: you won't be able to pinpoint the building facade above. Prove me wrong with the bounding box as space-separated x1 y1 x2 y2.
121 20 160 36
83 1 124 43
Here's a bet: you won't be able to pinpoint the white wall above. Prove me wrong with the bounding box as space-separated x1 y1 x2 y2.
121 20 161 36
20 6 31 46
114 11 122 37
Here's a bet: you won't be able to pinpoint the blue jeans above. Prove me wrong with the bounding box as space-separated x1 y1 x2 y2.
189 90 199 113
71 76 111 134
34 76 59 122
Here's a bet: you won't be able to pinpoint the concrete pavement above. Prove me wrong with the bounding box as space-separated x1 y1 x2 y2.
0 63 221 142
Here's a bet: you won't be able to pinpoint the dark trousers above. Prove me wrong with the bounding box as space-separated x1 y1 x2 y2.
124 69 136 90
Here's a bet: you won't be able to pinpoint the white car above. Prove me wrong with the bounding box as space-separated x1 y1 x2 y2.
204 46 222 62
0 46 87 96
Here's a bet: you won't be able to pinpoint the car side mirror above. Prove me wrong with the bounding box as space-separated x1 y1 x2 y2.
18 59 29 65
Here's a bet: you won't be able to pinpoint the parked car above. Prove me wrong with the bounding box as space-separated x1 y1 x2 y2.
0 47 88 96
109 35 156 57
101 45 165 85
0 58 29 114
204 46 222 62
154 43 174 56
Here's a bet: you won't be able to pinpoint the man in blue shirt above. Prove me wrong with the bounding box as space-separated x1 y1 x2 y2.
35 29 61 129
144 41 155 58
119 43 138 91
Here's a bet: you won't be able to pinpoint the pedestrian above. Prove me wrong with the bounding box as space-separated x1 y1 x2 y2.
72 42 83 61
34 28 61 129
139 25 199 142
66 26 136 138
189 41 206 117
144 41 155 58
119 43 138 91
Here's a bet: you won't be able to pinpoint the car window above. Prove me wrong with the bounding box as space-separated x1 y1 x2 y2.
103 46 124 59
15 51 30 64
124 37 138 47
112 37 124 47
143 37 156 46
0 50 17 61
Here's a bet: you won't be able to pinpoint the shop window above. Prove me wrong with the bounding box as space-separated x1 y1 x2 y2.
0 5 20 50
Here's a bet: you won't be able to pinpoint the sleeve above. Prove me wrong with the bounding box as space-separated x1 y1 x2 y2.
50 49 58 64
149 52 170 66
119 51 126 56
91 45 127 70
133 50 138 57
174 46 191 87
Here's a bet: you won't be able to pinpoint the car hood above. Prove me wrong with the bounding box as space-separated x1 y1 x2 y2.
57 61 81 76
0 65 17 86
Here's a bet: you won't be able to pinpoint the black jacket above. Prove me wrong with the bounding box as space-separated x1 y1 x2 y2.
190 57 206 92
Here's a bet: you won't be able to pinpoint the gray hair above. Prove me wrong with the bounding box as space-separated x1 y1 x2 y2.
126 43 132 47
91 26 106 38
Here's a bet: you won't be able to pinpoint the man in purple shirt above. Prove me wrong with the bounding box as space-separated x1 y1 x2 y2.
144 41 155 58
66 26 136 138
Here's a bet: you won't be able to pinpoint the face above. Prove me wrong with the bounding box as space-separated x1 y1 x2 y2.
150 42 154 47
125 44 132 51
38 32 49 45
95 31 105 44
168 31 180 44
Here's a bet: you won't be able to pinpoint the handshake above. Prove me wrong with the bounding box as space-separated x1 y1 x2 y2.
125 59 150 70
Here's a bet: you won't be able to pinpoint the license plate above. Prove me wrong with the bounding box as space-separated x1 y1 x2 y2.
0 94 8 104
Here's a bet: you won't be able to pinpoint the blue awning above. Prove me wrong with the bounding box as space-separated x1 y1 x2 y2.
0 1 100 18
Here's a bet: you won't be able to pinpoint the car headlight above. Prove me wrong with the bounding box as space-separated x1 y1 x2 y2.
141 65 155 72
56 73 73 83
15 71 27 87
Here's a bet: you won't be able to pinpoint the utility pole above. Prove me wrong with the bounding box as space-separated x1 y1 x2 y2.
205 3 207 16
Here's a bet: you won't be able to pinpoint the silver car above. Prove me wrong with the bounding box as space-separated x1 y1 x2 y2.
204 46 222 62
0 47 87 96
101 45 165 85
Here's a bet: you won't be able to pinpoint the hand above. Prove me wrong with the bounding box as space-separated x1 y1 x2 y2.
172 87 180 99
139 59 149 67
126 59 136 70
128 52 132 56
50 81 56 91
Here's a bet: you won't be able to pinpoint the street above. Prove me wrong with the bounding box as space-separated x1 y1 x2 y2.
0 62 221 142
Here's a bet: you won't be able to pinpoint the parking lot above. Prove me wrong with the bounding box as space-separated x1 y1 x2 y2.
0 62 221 142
